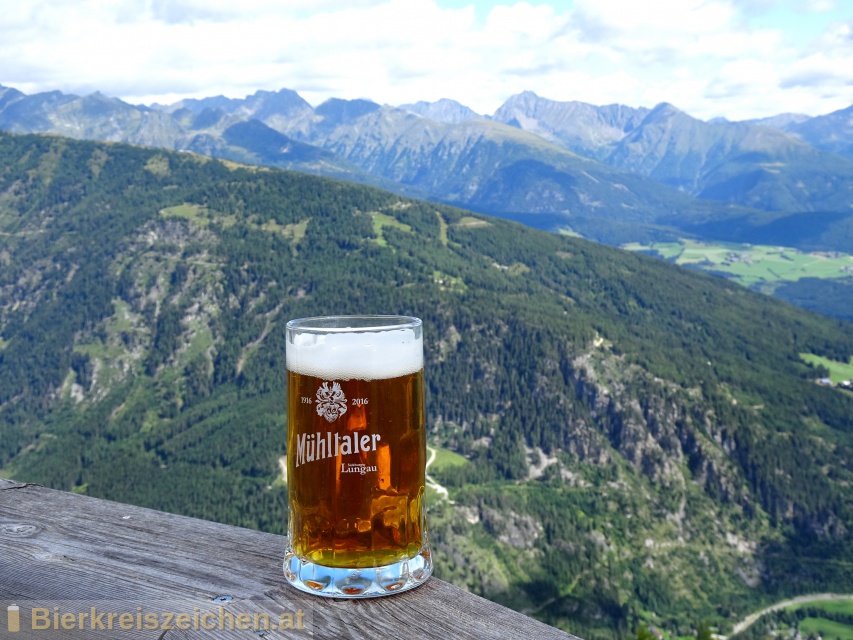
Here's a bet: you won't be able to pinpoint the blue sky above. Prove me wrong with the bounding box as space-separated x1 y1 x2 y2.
746 1 848 43
435 0 846 43
0 0 850 120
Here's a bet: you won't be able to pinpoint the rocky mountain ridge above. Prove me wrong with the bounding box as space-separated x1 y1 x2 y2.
489 92 853 212
3 84 853 242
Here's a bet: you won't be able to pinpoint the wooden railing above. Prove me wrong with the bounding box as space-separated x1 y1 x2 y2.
0 478 578 639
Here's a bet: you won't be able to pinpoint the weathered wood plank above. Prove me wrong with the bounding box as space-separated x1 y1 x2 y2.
0 483 579 639
0 478 32 490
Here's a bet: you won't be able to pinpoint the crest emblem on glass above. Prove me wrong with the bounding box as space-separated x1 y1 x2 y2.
283 316 432 597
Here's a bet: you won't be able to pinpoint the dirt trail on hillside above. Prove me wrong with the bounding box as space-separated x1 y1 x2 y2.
426 447 451 503
730 594 853 636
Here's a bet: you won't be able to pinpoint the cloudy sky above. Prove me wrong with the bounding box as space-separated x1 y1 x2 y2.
1 0 851 121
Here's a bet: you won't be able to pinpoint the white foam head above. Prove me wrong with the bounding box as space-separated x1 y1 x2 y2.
287 325 423 380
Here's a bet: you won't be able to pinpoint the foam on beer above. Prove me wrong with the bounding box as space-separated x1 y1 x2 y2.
287 328 423 380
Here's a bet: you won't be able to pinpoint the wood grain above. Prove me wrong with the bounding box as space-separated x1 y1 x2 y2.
0 482 579 639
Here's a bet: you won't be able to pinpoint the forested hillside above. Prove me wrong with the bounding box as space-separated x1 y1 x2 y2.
1 133 852 639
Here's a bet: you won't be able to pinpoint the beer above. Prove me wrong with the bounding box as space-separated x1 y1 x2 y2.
284 316 432 597
287 370 425 567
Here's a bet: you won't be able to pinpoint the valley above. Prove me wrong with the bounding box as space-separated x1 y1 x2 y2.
622 240 853 290
3 83 853 322
0 132 852 640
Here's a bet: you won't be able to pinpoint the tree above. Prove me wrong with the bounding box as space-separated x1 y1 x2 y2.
636 624 657 640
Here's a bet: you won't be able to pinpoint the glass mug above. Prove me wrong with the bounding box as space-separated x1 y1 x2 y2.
283 316 432 597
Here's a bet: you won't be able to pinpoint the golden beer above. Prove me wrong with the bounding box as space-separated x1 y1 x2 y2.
287 370 425 567
283 316 432 597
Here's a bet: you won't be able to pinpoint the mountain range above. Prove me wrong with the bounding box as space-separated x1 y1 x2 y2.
2 83 853 320
3 84 853 244
0 132 852 639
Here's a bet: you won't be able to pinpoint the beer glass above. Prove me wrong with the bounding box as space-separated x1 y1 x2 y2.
283 316 432 597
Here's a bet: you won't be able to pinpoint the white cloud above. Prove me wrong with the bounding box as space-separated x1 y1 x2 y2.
804 0 837 11
0 0 851 120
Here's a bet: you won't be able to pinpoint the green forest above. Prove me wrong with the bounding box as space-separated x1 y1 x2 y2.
1 132 853 639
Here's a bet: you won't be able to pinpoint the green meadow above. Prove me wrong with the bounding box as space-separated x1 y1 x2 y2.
623 240 853 290
800 353 853 383
796 601 853 615
787 599 853 640
798 617 853 640
429 447 469 472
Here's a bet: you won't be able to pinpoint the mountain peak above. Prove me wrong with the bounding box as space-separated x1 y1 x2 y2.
0 85 25 108
246 87 308 106
491 92 650 155
649 102 681 115
500 90 543 109
639 102 694 126
253 87 300 97
315 98 381 125
398 98 481 124
83 91 119 103
158 88 312 120
239 88 313 121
